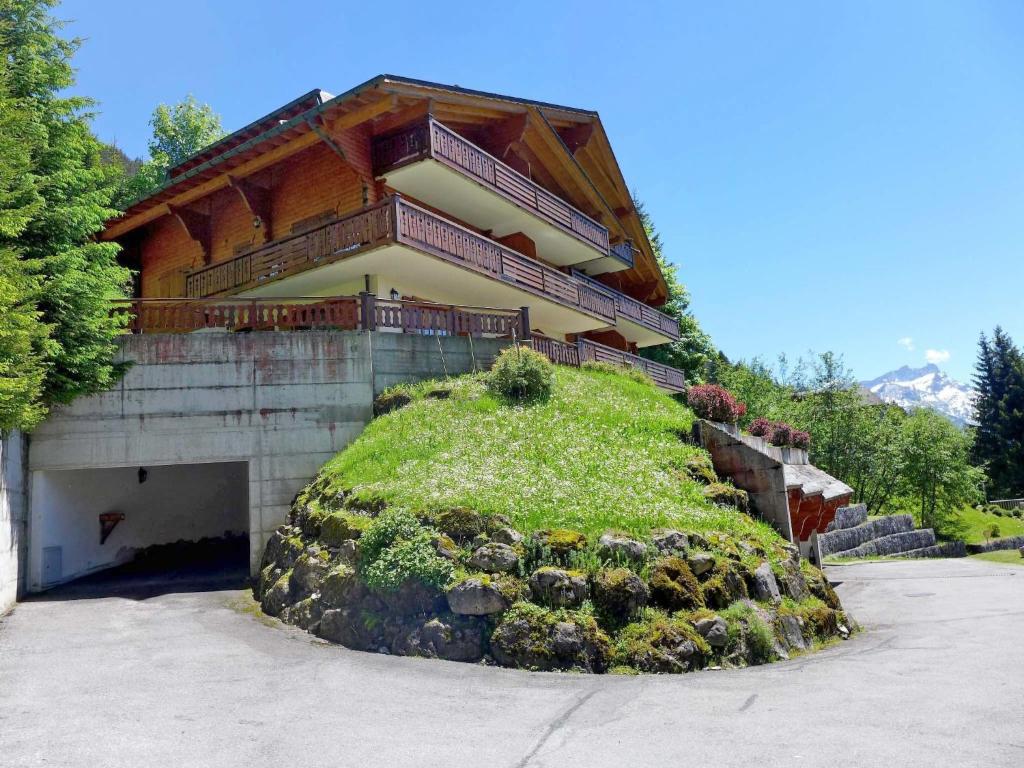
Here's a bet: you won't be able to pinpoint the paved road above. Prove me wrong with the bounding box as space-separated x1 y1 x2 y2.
1 557 1022 768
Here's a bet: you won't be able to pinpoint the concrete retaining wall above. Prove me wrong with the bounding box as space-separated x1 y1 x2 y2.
26 330 510 589
1 432 27 613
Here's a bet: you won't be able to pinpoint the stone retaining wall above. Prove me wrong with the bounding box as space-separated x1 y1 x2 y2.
966 535 1024 554
818 514 915 556
840 529 937 558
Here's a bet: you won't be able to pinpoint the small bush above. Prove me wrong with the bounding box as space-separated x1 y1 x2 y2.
748 417 773 438
358 507 454 591
790 429 811 450
768 422 793 447
985 523 1001 540
686 384 746 423
487 346 554 402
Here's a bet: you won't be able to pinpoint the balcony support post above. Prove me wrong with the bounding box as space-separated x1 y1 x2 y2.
360 291 377 331
518 306 532 342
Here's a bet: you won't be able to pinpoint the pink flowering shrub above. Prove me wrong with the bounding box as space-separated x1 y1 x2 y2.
790 430 811 450
686 384 746 424
748 417 774 438
768 422 793 447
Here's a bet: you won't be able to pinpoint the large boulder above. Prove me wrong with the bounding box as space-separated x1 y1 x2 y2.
694 616 729 649
648 556 704 611
701 560 749 609
289 551 331 601
531 529 587 561
777 614 807 651
319 564 366 609
398 615 484 663
261 572 293 617
597 532 648 562
284 596 323 632
593 568 648 619
320 512 371 547
751 562 782 605
491 527 524 546
490 604 610 672
435 508 484 541
687 552 716 577
468 542 520 574
528 567 589 608
376 580 444 616
446 576 521 615
614 614 707 674
778 560 811 602
651 529 689 555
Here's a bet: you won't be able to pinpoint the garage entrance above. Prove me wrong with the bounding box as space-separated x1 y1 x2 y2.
28 461 249 591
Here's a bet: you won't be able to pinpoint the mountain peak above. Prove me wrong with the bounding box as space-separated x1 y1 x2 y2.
859 364 975 426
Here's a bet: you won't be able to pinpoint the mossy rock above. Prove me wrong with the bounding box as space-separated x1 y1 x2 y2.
373 390 413 417
489 602 611 672
320 511 372 548
261 571 293 617
531 529 587 564
374 579 445 617
435 507 484 541
294 503 329 538
593 567 648 620
803 565 842 610
683 454 717 485
649 556 704 611
701 560 749 610
320 564 367 609
613 610 709 674
702 483 749 513
801 605 843 639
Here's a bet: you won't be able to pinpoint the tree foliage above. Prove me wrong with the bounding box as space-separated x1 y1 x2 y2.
972 327 1024 497
117 95 224 206
633 197 717 383
0 0 130 428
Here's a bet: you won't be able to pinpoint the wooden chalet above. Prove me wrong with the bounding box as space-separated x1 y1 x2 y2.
104 75 686 392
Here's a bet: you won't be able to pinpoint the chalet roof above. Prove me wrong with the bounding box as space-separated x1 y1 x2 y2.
107 74 668 303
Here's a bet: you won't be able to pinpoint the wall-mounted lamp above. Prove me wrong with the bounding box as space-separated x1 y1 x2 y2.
252 216 262 229
138 467 148 484
390 288 400 301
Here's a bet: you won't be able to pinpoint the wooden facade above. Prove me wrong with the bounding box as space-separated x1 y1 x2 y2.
105 75 686 380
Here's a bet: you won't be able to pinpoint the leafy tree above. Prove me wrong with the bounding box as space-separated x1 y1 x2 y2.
633 197 717 382
118 95 224 206
900 408 983 532
0 0 130 418
972 328 1024 497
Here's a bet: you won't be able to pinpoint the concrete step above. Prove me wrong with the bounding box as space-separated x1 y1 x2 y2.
826 503 868 532
839 529 938 558
819 514 915 556
893 541 967 559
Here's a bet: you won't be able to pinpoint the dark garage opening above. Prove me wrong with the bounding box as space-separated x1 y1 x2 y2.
30 461 250 598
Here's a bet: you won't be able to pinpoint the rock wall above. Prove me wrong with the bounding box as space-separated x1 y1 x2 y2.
966 535 1024 554
1 431 27 613
818 514 915 557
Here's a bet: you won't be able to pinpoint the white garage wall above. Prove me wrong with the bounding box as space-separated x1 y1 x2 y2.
1 432 27 613
29 462 248 589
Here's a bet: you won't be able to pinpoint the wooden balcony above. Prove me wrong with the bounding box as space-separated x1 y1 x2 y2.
572 270 680 343
373 118 632 275
532 336 687 394
184 196 616 326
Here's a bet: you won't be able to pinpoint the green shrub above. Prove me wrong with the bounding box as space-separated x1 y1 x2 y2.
721 602 775 665
358 507 454 591
986 523 1001 539
487 346 553 402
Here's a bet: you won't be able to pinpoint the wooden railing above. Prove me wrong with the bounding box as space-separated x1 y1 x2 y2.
572 270 680 340
374 118 615 257
112 297 362 333
182 197 616 325
112 295 525 337
392 197 616 323
531 336 686 394
185 200 394 297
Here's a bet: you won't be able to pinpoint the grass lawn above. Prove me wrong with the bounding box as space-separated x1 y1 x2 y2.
955 505 1024 544
970 550 1024 566
322 366 781 551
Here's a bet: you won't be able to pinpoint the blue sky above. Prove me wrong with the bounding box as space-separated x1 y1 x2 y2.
62 0 1023 382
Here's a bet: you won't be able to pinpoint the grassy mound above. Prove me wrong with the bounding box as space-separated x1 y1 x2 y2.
325 366 776 548
255 363 851 673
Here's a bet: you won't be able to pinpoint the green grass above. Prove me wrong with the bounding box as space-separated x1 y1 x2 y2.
323 366 780 549
970 550 1024 566
955 505 1024 545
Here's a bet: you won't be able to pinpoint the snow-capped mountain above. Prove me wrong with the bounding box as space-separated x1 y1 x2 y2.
860 364 977 426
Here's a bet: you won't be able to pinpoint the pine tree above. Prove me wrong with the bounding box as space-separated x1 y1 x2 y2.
0 0 130 411
972 327 1024 497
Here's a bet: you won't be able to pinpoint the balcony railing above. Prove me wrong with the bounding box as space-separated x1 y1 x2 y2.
572 270 680 340
531 335 686 394
111 295 526 337
373 118 616 258
184 196 616 325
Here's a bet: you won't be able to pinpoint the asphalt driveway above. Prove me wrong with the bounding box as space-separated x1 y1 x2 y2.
1 557 1021 768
